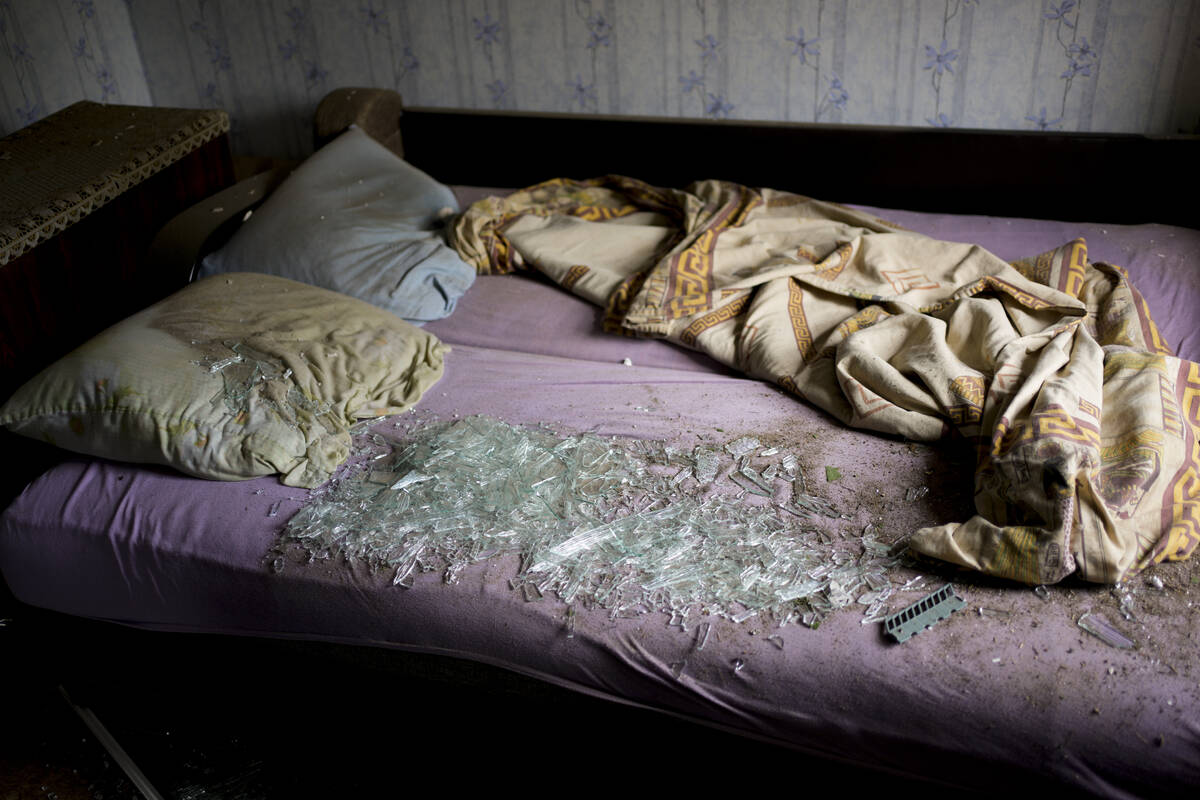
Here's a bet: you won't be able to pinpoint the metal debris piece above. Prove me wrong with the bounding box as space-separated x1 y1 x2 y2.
1033 585 1050 602
905 486 929 501
1078 612 1134 649
883 584 965 643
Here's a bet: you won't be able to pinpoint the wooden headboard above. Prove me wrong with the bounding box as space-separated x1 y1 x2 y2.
393 106 1197 229
309 85 1198 226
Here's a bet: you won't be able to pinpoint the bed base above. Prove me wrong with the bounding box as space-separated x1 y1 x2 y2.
3 88 1195 795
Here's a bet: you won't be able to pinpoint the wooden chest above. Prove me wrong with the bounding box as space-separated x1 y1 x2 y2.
0 101 234 402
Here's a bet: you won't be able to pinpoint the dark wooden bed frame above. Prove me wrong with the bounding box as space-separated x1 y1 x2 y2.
2 87 1197 791
393 106 1197 229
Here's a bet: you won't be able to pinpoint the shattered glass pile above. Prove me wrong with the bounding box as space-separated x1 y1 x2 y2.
277 414 913 628
194 341 337 434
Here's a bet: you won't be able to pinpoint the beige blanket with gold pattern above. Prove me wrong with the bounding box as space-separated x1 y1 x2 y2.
448 176 1199 585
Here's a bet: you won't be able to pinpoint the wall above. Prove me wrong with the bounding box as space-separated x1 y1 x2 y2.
0 0 150 131
2 0 1198 158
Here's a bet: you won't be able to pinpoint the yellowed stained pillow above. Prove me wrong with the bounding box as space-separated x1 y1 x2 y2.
0 273 447 487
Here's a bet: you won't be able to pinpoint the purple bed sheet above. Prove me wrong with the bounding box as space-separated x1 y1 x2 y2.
2 198 1198 797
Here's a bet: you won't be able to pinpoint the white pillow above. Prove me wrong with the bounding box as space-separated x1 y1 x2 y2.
199 127 475 324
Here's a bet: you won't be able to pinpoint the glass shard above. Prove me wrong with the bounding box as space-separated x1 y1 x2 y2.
564 605 577 638
724 436 760 458
905 486 929 501
1078 612 1134 649
780 453 798 483
692 447 720 484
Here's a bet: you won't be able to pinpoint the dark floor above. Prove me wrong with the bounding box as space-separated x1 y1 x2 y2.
1 599 985 799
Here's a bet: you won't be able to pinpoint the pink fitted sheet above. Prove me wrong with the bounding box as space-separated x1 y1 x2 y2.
3 200 1198 796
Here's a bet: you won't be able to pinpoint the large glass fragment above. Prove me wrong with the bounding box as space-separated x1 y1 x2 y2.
1078 612 1135 649
276 414 916 629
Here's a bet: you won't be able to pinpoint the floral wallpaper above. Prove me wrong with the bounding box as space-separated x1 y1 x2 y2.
1 0 1198 158
0 0 150 131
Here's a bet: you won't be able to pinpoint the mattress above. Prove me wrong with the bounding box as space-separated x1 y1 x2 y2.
2 198 1198 796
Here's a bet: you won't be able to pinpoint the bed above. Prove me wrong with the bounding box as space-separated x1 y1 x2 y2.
2 88 1198 796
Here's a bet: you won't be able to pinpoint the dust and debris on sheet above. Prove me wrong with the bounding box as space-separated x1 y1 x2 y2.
272 412 944 632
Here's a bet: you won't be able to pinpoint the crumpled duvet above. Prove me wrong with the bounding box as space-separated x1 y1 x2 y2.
448 176 1199 585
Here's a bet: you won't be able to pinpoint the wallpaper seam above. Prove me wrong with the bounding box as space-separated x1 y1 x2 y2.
1166 0 1200 131
1077 0 1111 132
1145 0 1179 132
